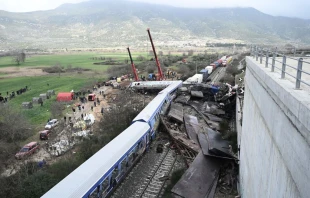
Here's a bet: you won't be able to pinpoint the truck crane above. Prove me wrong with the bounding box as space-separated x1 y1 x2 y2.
127 47 139 81
147 28 164 80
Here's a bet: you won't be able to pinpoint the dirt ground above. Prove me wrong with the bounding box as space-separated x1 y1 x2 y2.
0 82 126 177
0 67 50 78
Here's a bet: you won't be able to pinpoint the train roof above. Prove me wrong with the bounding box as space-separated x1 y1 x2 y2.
130 81 175 87
42 122 150 198
133 93 167 123
159 81 182 94
133 81 182 123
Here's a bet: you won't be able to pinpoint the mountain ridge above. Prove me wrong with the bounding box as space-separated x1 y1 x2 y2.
0 0 309 49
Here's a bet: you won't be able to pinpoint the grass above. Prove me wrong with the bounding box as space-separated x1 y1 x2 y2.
0 52 149 125
0 75 95 126
0 52 148 71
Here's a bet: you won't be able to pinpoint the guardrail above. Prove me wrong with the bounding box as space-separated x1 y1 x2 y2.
250 46 310 89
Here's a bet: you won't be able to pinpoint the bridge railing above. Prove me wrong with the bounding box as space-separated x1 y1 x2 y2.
250 46 310 89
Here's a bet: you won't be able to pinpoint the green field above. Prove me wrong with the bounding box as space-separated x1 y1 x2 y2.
0 52 147 71
0 75 97 126
0 52 151 127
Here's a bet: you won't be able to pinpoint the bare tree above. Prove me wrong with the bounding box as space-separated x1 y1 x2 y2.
97 91 144 137
12 52 26 65
0 104 32 143
20 52 26 63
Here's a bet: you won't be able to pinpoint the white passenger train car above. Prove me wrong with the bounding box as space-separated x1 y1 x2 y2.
42 81 183 198
42 122 150 198
133 81 182 138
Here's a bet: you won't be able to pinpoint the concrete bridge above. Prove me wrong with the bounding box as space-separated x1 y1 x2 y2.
239 51 310 197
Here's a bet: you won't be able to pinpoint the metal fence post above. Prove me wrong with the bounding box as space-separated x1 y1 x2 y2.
256 47 258 61
296 58 303 89
265 51 269 68
281 56 286 79
271 53 276 72
260 49 263 64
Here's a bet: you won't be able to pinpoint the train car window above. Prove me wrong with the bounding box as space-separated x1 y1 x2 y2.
111 168 119 184
101 177 109 193
101 177 110 197
128 152 133 165
140 140 145 148
132 146 138 161
120 158 127 174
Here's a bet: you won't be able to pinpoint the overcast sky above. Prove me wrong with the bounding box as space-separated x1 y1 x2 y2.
0 0 309 19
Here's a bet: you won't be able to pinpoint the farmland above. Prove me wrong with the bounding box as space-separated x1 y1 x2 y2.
0 52 147 72
0 52 146 125
0 75 95 125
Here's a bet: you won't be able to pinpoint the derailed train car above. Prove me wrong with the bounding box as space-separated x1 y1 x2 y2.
42 81 183 198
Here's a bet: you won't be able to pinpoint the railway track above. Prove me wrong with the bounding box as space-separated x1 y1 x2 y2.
211 67 226 84
134 149 176 198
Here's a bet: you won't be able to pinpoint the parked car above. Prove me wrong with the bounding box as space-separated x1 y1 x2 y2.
39 130 51 140
15 142 40 159
45 119 58 129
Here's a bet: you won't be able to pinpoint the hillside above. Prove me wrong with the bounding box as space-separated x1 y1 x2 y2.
0 0 310 49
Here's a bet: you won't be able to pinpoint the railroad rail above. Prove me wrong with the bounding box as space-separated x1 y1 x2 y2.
211 67 226 84
134 149 176 198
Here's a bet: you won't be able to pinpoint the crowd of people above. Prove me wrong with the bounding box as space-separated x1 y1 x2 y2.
0 86 29 103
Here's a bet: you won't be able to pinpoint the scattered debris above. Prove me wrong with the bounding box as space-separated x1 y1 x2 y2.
198 131 236 160
171 152 222 198
190 91 204 98
48 140 75 157
167 103 184 123
175 94 190 104
184 114 200 145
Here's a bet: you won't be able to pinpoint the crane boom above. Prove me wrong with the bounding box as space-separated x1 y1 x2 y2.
147 28 164 80
127 47 139 81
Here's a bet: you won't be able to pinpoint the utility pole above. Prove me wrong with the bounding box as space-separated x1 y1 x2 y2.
196 61 197 74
